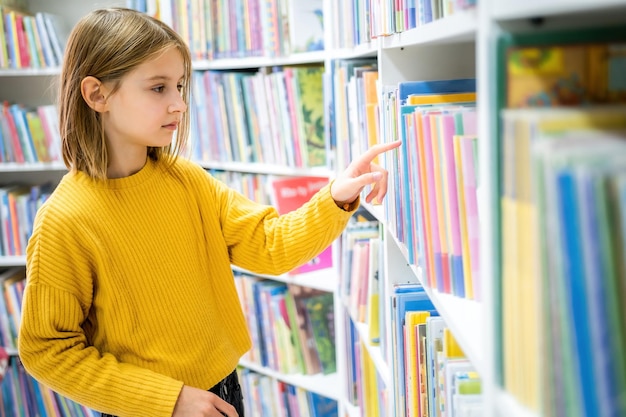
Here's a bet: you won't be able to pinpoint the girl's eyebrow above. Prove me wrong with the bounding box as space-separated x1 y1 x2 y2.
144 75 185 82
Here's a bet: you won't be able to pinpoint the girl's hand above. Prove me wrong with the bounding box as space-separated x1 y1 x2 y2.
173 385 238 417
330 140 402 207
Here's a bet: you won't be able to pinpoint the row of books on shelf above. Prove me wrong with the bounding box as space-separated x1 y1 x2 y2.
234 272 336 376
329 0 477 48
0 5 69 70
2 60 327 168
0 102 60 164
327 58 380 172
385 78 480 301
238 368 338 417
498 25 626 416
337 209 483 417
328 0 477 49
0 184 52 257
343 280 483 417
190 65 327 169
1 356 96 417
127 0 325 60
330 66 482 301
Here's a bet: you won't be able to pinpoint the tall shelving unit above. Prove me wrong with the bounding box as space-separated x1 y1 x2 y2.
2 0 626 416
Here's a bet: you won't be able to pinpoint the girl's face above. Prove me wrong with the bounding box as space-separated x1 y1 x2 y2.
100 46 187 156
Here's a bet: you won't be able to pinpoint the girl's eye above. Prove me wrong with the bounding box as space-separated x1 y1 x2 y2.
177 84 184 92
152 86 165 93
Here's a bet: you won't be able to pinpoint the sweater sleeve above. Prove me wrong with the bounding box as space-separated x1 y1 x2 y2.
208 174 358 275
19 208 183 417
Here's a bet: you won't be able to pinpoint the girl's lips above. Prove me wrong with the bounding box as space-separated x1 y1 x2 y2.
163 123 178 130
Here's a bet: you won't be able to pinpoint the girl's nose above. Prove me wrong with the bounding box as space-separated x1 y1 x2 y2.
169 93 187 113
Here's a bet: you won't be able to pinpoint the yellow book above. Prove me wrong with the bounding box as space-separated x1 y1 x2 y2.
363 70 380 164
453 135 473 299
0 6 10 67
407 92 476 106
443 327 465 358
366 237 381 344
406 311 430 417
8 10 21 68
361 342 381 417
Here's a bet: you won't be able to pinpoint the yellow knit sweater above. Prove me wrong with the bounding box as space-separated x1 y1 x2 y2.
18 157 355 417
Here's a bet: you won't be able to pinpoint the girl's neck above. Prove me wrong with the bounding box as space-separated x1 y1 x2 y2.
106 148 148 179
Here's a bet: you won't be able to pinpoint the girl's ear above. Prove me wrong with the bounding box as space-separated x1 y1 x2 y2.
81 76 108 112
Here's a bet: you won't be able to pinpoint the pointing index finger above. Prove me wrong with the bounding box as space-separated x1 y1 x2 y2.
361 140 402 162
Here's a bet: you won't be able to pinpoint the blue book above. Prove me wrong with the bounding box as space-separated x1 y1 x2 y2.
391 284 438 417
579 171 620 417
398 78 476 105
1 359 16 415
556 169 597 417
307 391 338 417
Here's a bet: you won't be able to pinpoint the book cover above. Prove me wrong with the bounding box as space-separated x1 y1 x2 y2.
5 10 19 68
439 113 465 298
398 78 476 105
289 283 324 374
391 284 437 417
287 0 324 53
307 391 338 417
407 92 476 106
405 310 430 417
268 175 332 274
41 12 69 66
0 6 9 68
13 12 29 68
303 292 336 374
294 66 326 167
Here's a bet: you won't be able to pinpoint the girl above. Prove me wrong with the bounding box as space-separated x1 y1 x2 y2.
18 7 401 417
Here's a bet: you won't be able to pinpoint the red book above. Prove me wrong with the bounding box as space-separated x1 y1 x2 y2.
14 13 31 68
268 175 332 274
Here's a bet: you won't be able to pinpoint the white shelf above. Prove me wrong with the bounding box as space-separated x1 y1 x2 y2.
192 51 327 70
3 347 18 356
231 266 337 293
382 10 478 49
0 67 61 76
329 40 379 60
412 265 485 377
494 388 540 417
0 256 27 267
353 322 391 387
200 160 333 178
344 401 360 417
239 358 340 401
0 162 67 172
492 0 626 20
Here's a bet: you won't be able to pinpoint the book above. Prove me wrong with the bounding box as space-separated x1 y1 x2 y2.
287 0 324 53
268 175 332 274
289 283 324 374
307 391 338 417
405 311 430 417
294 66 326 167
41 12 69 65
407 92 476 106
303 292 336 374
391 284 437 417
398 78 476 105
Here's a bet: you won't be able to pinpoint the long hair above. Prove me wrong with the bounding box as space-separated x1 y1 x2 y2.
59 7 192 179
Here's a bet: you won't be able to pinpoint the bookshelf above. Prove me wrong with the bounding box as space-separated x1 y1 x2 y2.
2 0 626 416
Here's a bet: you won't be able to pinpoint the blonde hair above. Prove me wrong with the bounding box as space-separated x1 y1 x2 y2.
59 7 192 180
